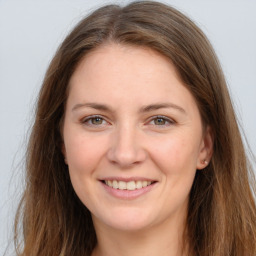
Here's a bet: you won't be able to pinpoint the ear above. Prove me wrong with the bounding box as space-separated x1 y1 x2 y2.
196 125 214 170
62 143 68 165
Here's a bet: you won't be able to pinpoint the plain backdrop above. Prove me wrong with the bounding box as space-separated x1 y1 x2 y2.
0 0 256 254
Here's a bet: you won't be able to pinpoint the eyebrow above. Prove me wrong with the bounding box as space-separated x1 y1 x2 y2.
72 102 186 114
139 103 186 114
72 103 111 112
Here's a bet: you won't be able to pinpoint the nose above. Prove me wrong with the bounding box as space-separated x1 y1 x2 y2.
107 123 147 168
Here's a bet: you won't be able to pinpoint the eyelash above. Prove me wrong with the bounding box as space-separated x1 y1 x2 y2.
80 115 176 128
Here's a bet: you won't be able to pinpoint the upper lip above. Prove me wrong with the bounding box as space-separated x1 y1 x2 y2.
99 177 157 182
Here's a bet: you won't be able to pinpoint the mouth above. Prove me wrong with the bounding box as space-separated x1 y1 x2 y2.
102 180 156 191
99 177 158 199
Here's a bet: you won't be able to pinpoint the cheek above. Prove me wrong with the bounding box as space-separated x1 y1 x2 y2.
64 131 109 207
148 132 200 175
64 130 108 178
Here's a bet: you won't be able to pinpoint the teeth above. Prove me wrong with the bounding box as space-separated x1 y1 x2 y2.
104 180 153 190
136 181 142 189
142 181 148 187
119 181 127 190
127 181 136 190
113 180 118 189
107 180 112 187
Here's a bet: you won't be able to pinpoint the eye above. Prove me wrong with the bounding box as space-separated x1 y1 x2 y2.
81 115 108 127
148 115 175 127
153 117 167 125
90 116 104 125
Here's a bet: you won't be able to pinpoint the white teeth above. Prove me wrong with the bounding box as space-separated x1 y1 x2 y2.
107 180 112 187
104 180 153 190
136 181 142 189
127 181 136 190
112 180 118 189
119 181 127 190
142 181 148 187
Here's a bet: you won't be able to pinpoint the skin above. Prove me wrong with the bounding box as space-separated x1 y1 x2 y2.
62 44 213 256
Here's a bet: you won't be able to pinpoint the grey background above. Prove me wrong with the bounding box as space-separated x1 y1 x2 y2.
1 0 256 254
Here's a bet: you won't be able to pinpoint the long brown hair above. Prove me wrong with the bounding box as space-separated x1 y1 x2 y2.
15 1 256 255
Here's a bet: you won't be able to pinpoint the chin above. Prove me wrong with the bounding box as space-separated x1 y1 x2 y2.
93 207 155 232
107 219 152 232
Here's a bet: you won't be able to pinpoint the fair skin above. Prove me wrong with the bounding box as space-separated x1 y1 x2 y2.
63 44 213 256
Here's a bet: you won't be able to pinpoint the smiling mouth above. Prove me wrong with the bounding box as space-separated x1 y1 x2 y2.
103 180 155 191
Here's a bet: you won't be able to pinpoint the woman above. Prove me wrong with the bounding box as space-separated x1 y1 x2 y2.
14 1 256 255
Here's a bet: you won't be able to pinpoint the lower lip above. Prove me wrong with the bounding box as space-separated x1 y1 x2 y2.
101 181 157 200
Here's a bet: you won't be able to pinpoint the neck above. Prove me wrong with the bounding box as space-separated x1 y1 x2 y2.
91 214 189 256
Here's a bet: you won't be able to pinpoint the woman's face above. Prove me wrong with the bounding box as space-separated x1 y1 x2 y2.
63 44 212 232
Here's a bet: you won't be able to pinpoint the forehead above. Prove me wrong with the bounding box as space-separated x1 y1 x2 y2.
67 43 198 114
70 43 181 86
